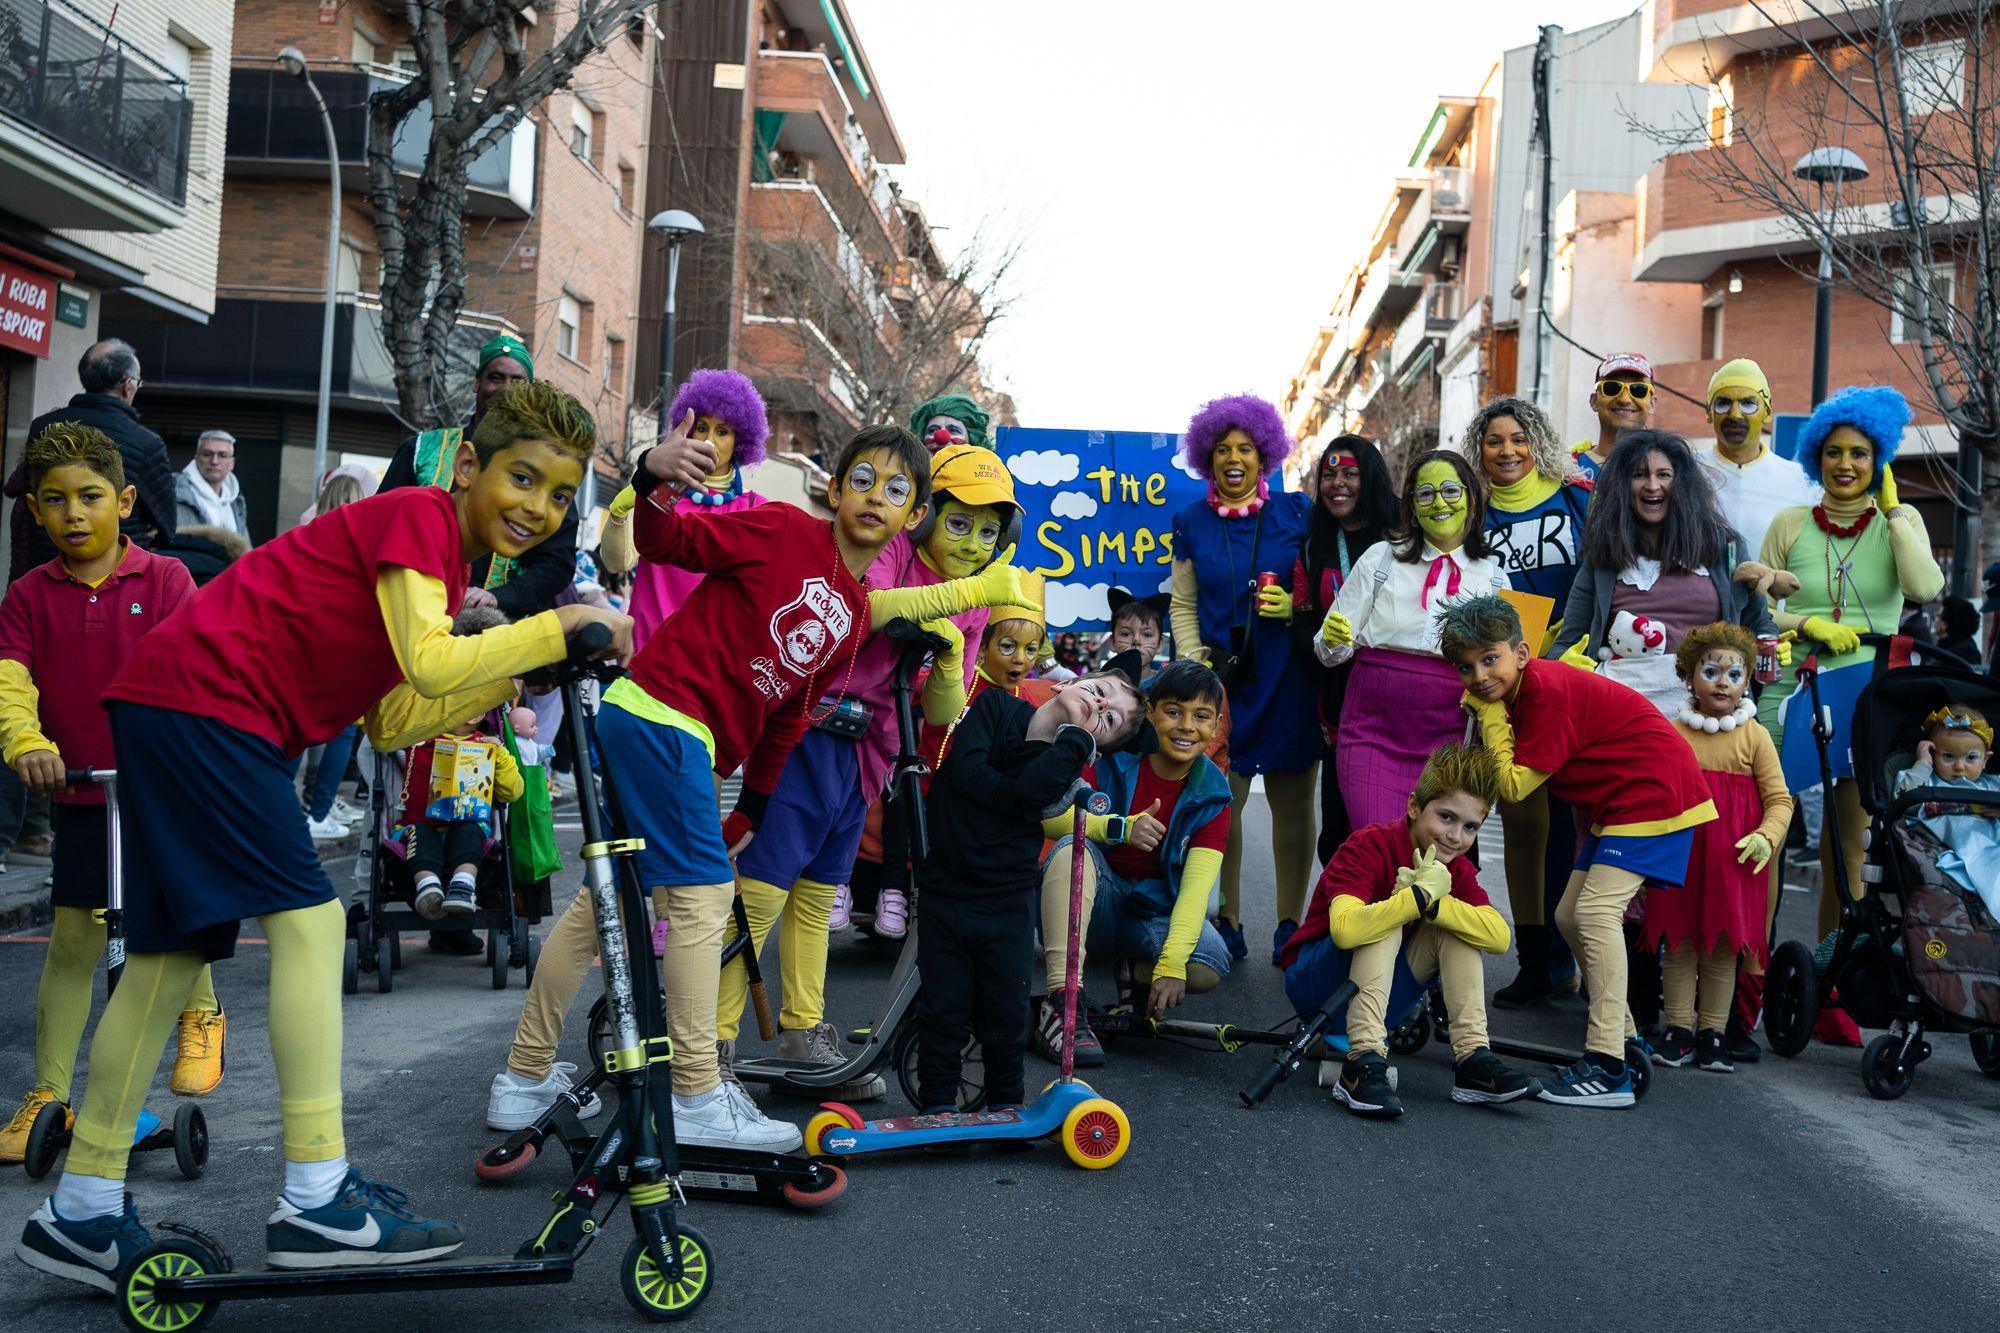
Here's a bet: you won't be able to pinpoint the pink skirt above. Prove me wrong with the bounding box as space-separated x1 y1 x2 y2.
1335 648 1467 831
1642 768 1769 963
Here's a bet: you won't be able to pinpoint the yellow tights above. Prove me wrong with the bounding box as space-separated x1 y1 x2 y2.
717 876 836 1041
1219 766 1317 929
34 907 219 1102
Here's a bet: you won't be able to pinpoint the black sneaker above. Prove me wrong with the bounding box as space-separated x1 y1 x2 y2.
1031 993 1104 1068
1334 1053 1404 1118
1695 1028 1735 1073
1723 1012 1762 1064
1534 1056 1634 1108
1651 1026 1696 1068
1450 1048 1537 1105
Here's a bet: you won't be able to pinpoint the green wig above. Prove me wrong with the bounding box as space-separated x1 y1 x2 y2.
908 392 991 448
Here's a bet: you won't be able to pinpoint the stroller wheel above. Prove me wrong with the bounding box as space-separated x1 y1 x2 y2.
375 931 394 994
1861 1033 1916 1100
490 930 509 990
1764 941 1818 1058
1970 1031 2000 1078
342 939 359 996
525 934 541 986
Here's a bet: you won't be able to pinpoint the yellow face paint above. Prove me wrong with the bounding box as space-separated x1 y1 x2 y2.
1819 425 1876 502
1210 429 1261 503
1413 459 1469 550
693 414 738 484
1707 384 1769 461
924 498 1005 579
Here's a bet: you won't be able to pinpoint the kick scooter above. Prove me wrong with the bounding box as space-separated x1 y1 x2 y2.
22 769 208 1183
115 628 718 1331
806 783 1132 1168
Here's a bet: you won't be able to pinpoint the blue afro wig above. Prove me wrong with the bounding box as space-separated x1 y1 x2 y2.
1184 393 1294 477
1796 384 1910 491
669 369 771 467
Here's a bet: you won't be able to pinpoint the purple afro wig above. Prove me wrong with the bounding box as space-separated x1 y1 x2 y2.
1183 394 1294 477
1796 384 1910 491
669 369 771 467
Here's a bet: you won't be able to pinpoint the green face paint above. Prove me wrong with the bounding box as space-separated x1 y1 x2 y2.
1413 460 1469 549
924 498 1005 578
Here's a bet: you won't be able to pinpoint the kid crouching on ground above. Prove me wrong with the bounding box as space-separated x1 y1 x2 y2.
1279 744 1537 1117
1443 594 1715 1109
916 651 1155 1112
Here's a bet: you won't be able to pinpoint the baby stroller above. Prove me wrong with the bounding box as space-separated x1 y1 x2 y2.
343 739 543 994
1763 633 2000 1098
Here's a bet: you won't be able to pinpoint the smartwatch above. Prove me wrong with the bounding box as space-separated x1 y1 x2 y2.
1102 814 1130 845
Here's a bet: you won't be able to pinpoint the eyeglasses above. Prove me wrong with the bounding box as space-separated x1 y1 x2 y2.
1597 379 1653 402
197 449 234 461
844 461 913 507
1710 394 1761 417
1411 483 1466 507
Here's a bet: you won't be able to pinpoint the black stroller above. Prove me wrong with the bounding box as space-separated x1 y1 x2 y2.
1763 633 2000 1098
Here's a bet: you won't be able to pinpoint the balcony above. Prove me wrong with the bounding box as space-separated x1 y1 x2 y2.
0 0 192 230
753 49 900 256
226 62 534 218
1398 166 1474 276
1638 0 1979 82
1391 282 1462 374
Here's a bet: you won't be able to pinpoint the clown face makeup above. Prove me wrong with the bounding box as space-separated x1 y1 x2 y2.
1820 425 1876 502
1319 453 1361 522
1707 386 1769 461
1690 648 1750 718
1932 729 1990 782
831 448 923 553
921 415 971 452
1210 429 1261 502
1477 416 1535 489
1413 459 1469 550
926 498 1005 578
981 618 1042 690
693 414 738 483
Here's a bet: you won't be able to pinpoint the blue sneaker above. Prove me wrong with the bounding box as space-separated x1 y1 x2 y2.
1534 1056 1635 1108
1214 917 1248 961
1269 919 1298 967
265 1170 464 1269
17 1194 152 1293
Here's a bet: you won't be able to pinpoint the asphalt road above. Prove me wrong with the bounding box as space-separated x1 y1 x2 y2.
3 800 1997 1332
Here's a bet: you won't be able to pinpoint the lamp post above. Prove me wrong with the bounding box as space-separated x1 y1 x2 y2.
279 46 341 492
1792 146 1870 408
646 209 705 441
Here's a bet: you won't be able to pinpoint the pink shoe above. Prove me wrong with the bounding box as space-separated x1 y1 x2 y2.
829 883 853 932
876 886 909 939
651 918 670 957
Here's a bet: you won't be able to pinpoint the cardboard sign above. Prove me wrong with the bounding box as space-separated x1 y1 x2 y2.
1500 589 1557 657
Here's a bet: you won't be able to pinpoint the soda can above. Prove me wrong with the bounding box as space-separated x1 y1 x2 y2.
1255 572 1280 592
1755 636 1781 684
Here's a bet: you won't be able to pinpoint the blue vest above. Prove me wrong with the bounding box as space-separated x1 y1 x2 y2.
1093 748 1232 911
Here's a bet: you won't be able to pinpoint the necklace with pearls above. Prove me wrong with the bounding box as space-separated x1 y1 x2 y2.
1678 697 1755 734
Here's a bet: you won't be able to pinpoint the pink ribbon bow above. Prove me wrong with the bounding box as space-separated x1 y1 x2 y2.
1421 554 1462 608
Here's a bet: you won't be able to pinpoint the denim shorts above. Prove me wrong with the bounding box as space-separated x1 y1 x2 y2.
1045 835 1233 980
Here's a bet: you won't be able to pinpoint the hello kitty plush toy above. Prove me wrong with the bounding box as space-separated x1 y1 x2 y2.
1600 610 1668 662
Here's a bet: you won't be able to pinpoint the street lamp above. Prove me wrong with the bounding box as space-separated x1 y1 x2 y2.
646 209 705 441
1793 146 1870 408
279 46 341 492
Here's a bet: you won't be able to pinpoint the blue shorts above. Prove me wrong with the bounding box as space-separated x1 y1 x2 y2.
733 728 867 888
109 702 327 960
595 703 734 887
1045 837 1234 981
1574 827 1696 886
1283 934 1423 1039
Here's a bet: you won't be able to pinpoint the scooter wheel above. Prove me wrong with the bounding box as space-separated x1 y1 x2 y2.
780 1162 847 1209
1386 1006 1430 1055
172 1104 208 1180
120 1237 223 1333
341 939 359 996
525 934 541 987
22 1099 69 1181
806 1108 861 1158
621 1226 714 1322
474 1139 537 1183
1058 1097 1129 1170
1623 1041 1652 1102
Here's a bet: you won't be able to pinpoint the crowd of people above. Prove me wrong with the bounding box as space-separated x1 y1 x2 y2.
0 331 1984 1294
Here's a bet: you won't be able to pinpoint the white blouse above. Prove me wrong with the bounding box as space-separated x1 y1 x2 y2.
1315 539 1509 665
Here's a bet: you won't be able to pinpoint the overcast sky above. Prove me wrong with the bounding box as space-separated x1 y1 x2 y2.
844 0 1644 433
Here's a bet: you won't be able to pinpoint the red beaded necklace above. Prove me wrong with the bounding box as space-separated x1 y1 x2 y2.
1811 503 1874 541
1812 503 1876 623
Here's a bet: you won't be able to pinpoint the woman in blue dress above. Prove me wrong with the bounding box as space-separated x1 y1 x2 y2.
1170 394 1319 965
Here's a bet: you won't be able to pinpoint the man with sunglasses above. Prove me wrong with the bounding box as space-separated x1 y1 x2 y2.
1695 358 1817 561
1571 353 1656 479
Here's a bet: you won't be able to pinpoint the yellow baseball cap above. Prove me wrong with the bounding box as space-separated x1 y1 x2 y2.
929 444 1016 510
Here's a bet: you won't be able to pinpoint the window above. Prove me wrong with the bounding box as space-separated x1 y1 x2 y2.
569 99 593 162
1701 292 1725 360
1706 73 1734 147
558 295 582 360
351 22 382 65
605 337 626 393
1890 264 1956 345
1902 39 1966 117
161 34 192 82
617 162 636 212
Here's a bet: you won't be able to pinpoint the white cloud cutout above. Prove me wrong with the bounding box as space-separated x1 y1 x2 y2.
1006 449 1081 487
1170 442 1204 481
1155 570 1175 595
1044 580 1110 629
1049 491 1099 520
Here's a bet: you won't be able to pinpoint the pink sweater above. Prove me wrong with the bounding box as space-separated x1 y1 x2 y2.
626 489 766 652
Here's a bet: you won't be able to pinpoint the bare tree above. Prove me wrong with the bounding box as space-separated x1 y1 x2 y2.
1632 0 2000 590
1357 366 1440 480
367 0 655 428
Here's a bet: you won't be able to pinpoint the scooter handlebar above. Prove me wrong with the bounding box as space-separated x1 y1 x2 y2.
63 768 112 785
522 623 622 689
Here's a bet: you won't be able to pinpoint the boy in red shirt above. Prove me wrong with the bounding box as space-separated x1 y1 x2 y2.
17 382 628 1292
0 424 216 1167
1442 593 1715 1109
1280 744 1537 1117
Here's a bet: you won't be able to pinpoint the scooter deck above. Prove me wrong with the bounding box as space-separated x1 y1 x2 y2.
826 1083 1089 1153
155 1253 579 1302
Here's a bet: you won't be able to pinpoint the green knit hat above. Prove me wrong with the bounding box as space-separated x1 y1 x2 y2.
479 332 535 380
908 392 989 447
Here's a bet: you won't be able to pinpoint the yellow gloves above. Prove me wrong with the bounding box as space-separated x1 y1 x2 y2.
1558 636 1598 673
1255 584 1292 622
1801 616 1860 655
1775 629 1795 669
972 547 1028 607
608 485 637 519
1319 609 1352 648
1409 845 1451 903
1878 463 1900 512
871 549 1027 628
1734 833 1773 873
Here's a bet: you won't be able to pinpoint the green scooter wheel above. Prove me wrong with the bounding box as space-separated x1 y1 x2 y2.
119 1239 221 1333
621 1226 715 1322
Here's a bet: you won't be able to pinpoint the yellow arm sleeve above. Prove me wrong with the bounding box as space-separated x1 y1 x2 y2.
1170 559 1204 659
598 488 638 574
1470 701 1553 803
1041 811 1115 843
868 578 996 628
1328 889 1422 950
1886 507 1945 603
363 568 564 751
0 660 55 766
493 742 524 805
1155 846 1224 981
1433 897 1511 953
1748 727 1795 846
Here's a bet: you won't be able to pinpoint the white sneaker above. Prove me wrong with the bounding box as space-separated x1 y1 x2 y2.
828 883 853 933
307 814 349 841
672 1086 803 1152
413 880 445 919
486 1063 603 1131
330 798 367 825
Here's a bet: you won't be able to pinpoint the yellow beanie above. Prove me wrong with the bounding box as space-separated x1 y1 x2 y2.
1708 357 1770 404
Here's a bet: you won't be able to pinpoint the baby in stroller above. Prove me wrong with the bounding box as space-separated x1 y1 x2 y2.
1893 704 2000 919
399 710 524 917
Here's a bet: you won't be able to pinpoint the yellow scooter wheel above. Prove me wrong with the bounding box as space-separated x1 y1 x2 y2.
1058 1097 1129 1170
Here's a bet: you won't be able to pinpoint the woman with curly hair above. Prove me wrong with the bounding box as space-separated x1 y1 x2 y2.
1170 394 1318 963
599 369 772 652
1288 434 1397 864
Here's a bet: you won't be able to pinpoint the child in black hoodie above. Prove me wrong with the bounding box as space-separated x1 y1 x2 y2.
915 650 1156 1111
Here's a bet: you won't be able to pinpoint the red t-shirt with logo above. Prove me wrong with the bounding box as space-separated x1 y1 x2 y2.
106 487 469 756
0 542 195 804
1101 760 1230 882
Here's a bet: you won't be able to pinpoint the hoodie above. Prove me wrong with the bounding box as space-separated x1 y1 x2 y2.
175 459 248 538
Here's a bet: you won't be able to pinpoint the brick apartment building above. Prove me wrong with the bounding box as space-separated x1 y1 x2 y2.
104 0 651 540
0 0 234 575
